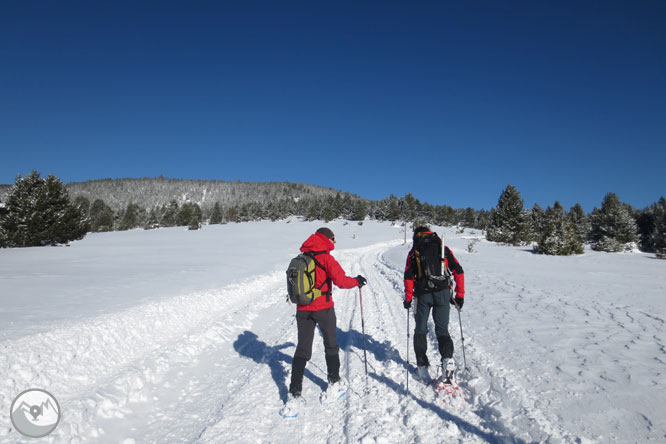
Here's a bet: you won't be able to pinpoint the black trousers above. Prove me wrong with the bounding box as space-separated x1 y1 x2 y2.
294 307 339 360
290 308 340 394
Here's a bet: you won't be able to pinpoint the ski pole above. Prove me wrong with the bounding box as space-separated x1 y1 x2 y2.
359 287 368 376
406 307 410 394
453 299 468 370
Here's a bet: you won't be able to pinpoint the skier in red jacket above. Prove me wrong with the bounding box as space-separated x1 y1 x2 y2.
403 226 465 382
288 227 366 403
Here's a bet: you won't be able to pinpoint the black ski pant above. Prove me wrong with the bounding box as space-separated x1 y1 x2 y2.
290 308 340 395
413 288 453 367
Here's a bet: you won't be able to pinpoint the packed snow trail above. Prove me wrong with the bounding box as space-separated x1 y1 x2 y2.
1 240 546 444
2 227 665 443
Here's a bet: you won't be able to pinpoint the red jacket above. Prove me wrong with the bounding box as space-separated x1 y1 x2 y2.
297 232 360 311
404 234 465 303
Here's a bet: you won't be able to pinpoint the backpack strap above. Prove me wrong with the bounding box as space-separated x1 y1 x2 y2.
304 251 332 301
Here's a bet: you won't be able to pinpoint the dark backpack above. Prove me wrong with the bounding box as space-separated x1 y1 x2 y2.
412 232 451 293
286 252 331 305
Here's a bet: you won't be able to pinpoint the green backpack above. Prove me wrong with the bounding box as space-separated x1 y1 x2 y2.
286 252 331 305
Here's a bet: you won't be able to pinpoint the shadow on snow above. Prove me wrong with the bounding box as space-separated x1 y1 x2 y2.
233 330 327 402
234 328 528 444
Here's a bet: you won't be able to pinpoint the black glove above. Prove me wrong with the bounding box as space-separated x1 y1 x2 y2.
356 275 367 288
403 300 412 310
450 296 464 310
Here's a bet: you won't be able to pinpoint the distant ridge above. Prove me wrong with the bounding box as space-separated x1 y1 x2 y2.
0 177 363 211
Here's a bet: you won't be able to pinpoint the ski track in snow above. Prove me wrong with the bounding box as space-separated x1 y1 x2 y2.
1 239 664 443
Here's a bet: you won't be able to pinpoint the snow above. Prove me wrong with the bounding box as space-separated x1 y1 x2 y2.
1 219 665 443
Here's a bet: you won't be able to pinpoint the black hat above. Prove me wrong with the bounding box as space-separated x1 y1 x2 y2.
316 227 335 240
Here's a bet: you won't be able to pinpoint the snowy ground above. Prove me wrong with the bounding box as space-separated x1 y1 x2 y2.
1 219 665 443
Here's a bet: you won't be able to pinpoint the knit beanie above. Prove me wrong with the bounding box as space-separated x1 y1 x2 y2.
316 227 335 240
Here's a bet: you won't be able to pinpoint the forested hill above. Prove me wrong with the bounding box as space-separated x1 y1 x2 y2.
2 177 361 212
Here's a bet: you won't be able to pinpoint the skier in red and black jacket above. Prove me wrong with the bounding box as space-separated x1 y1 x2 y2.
403 226 465 382
287 227 366 403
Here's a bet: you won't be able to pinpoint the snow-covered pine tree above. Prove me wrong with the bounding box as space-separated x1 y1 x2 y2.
636 197 666 252
487 184 529 245
529 203 545 243
387 195 401 222
567 203 589 244
322 199 336 222
209 202 224 224
1 171 87 247
72 196 91 221
89 199 114 232
177 203 202 226
589 193 638 252
535 202 583 255
462 207 476 228
351 199 367 221
188 214 201 230
161 200 179 227
654 211 666 259
0 203 8 248
118 203 144 231
144 207 160 229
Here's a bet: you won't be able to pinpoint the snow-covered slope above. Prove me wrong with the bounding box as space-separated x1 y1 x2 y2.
1 220 664 443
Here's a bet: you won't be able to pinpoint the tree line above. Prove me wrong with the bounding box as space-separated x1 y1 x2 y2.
486 184 666 258
1 173 664 259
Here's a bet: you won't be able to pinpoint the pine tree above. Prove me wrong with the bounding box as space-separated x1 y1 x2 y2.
487 184 529 245
567 203 589 244
209 202 224 224
589 193 638 252
350 199 367 221
0 203 8 248
144 207 160 229
535 202 583 255
176 203 202 226
322 198 336 222
161 200 179 227
118 203 143 230
188 214 201 230
386 195 401 222
72 196 91 220
89 199 114 232
530 203 545 242
463 207 476 228
401 193 419 224
636 197 666 252
1 171 87 247
655 212 666 259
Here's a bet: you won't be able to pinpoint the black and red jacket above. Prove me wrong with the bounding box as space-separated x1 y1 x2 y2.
403 232 465 303
297 232 360 311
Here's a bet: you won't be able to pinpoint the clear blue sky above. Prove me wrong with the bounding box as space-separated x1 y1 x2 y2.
1 1 664 212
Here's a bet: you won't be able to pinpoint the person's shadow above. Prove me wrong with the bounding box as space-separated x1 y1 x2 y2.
234 329 528 443
233 331 327 402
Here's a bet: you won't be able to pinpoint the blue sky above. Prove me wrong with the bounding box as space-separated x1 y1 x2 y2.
1 1 664 212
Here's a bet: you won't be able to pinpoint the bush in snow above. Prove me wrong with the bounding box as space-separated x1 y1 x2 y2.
589 193 637 252
1 171 88 247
